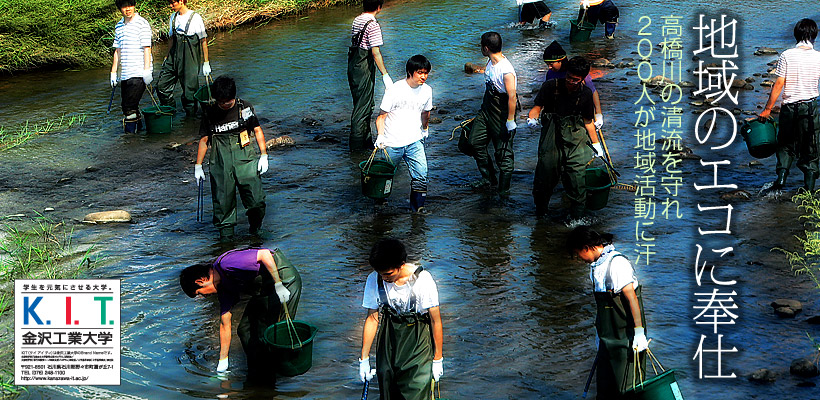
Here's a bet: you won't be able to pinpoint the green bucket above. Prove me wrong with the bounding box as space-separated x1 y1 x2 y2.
623 369 685 400
263 320 318 377
141 105 175 134
570 19 595 42
740 118 778 159
193 84 214 108
359 159 397 199
586 167 614 211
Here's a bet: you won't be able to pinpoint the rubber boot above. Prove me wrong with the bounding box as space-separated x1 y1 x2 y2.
773 169 788 189
248 212 263 236
804 172 818 192
498 172 512 196
124 112 139 133
219 226 235 242
605 22 617 39
410 191 427 212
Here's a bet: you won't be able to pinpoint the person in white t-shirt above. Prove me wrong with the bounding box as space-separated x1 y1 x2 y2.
463 32 518 196
567 226 649 397
110 0 153 133
374 55 433 212
156 0 211 116
759 19 820 191
359 238 444 399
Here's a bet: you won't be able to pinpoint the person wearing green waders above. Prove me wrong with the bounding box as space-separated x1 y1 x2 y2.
567 226 649 398
156 0 210 116
465 32 518 196
526 57 602 220
359 239 444 399
180 247 301 381
759 18 820 191
110 0 153 133
348 0 393 151
195 75 268 241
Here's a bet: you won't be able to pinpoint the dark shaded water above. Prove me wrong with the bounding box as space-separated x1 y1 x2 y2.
1 0 819 398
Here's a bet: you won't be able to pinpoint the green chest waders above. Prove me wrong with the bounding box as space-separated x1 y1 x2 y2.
375 267 434 400
206 101 266 237
347 20 376 150
468 84 517 189
593 254 646 397
235 248 302 380
156 12 202 115
776 99 820 189
532 113 585 215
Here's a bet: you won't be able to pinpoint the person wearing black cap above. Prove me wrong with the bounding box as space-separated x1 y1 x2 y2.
540 41 604 131
527 57 602 219
516 0 555 29
579 0 619 40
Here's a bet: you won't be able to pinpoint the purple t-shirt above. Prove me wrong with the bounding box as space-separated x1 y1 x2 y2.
545 69 597 93
213 248 264 315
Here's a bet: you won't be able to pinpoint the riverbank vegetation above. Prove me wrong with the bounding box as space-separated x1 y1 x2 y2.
0 214 98 397
0 0 356 74
778 191 820 293
0 113 87 152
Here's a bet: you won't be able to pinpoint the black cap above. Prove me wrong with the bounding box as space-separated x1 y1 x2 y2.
543 41 567 63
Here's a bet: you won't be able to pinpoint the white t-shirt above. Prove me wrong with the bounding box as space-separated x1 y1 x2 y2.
362 265 439 314
113 14 153 81
168 11 207 39
379 79 433 148
484 57 516 94
775 42 820 104
589 247 639 293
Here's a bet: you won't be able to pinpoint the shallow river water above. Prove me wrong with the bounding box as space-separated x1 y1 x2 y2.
1 0 819 399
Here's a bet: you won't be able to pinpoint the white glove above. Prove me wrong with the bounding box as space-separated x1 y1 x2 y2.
594 113 604 129
142 69 153 86
110 72 118 88
582 0 591 9
632 327 648 352
216 357 229 373
382 74 393 88
432 358 444 382
421 128 429 139
359 358 375 382
592 142 604 158
202 61 211 77
195 164 205 183
374 135 387 149
527 118 539 128
274 281 291 303
257 154 268 174
505 120 517 131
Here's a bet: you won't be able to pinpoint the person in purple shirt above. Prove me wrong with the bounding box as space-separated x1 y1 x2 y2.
535 41 604 132
180 247 301 381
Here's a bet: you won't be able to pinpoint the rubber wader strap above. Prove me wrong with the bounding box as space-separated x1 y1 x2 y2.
376 266 424 313
352 20 374 48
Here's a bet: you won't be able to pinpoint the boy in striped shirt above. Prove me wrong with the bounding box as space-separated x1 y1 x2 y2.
759 19 820 191
110 0 153 133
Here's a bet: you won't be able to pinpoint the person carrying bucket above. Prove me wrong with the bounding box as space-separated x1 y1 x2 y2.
348 0 393 151
759 18 820 191
195 75 268 241
516 0 555 29
155 0 211 116
464 32 519 196
359 238 444 399
527 57 602 219
566 226 649 397
180 247 301 381
578 0 619 40
541 41 604 132
374 55 433 213
109 0 153 133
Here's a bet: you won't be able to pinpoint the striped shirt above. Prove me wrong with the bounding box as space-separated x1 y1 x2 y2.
350 13 383 50
113 14 152 81
775 42 820 104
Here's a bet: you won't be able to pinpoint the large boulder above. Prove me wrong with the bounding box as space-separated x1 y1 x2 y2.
83 210 132 224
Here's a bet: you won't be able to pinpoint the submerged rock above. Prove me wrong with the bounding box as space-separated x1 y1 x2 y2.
771 299 803 312
807 315 820 324
464 62 485 74
644 75 674 87
85 166 100 173
761 80 775 87
755 47 779 55
774 307 796 318
265 135 295 149
749 368 778 383
301 117 321 126
720 190 752 201
313 133 340 144
83 210 132 224
429 117 443 124
790 358 819 378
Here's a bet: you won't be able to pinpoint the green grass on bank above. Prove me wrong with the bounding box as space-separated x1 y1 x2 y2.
0 113 87 152
0 213 98 397
0 0 356 75
777 190 820 292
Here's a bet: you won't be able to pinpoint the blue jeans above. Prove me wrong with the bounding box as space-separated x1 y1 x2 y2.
385 140 428 192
